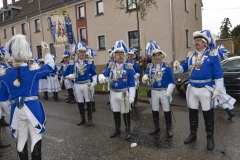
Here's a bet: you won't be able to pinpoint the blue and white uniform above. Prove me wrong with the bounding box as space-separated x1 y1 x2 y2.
1 53 54 153
47 65 61 92
176 49 223 111
61 62 74 89
145 62 175 111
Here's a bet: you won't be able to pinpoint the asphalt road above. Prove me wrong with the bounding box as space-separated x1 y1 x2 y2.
1 89 239 160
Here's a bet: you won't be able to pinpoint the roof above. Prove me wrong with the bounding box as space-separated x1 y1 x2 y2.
0 0 81 27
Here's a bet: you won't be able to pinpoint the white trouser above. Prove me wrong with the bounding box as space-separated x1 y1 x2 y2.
110 90 128 112
151 90 170 112
64 79 73 89
74 83 91 103
187 85 213 111
17 108 42 152
0 100 11 117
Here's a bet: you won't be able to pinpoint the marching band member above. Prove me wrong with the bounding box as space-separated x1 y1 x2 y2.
105 48 114 106
98 40 135 140
60 50 75 104
67 41 97 126
126 48 141 109
0 47 11 150
38 58 49 100
142 40 175 138
2 35 55 159
174 30 223 150
47 55 61 101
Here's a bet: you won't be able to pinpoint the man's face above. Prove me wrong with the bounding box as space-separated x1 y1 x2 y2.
115 52 124 64
194 38 206 51
153 53 162 64
128 54 134 61
78 50 86 60
29 60 34 65
8 62 12 66
63 57 70 63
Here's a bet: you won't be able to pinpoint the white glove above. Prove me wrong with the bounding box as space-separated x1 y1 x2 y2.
71 73 76 79
164 91 171 97
142 74 149 83
129 97 134 104
89 83 96 90
212 90 220 99
41 41 49 50
60 80 63 85
102 77 107 83
134 73 140 80
65 76 70 80
173 61 180 70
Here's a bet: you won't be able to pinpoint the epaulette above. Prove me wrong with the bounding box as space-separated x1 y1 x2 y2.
187 51 195 58
147 63 152 69
126 63 133 69
164 61 171 67
88 59 92 64
209 49 218 56
0 68 6 76
108 61 114 68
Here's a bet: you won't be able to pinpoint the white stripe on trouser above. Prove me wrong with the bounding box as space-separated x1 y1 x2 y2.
151 90 170 112
110 91 128 112
17 108 42 152
187 85 212 111
64 79 73 89
74 83 90 103
0 100 11 117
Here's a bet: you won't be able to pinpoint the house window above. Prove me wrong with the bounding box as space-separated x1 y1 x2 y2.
127 0 137 10
96 0 103 15
49 43 56 56
78 6 85 19
3 29 7 39
11 26 15 36
195 3 198 19
79 28 86 41
7 0 12 4
128 30 139 48
21 23 26 35
35 19 40 32
184 0 188 12
98 35 105 50
36 45 42 58
1 14 4 21
186 29 190 48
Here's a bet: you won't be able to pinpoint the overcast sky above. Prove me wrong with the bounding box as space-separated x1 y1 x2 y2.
202 0 240 35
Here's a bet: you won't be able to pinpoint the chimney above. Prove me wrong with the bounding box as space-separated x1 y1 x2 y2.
3 0 7 8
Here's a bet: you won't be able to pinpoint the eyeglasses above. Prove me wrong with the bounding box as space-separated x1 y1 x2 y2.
193 38 202 43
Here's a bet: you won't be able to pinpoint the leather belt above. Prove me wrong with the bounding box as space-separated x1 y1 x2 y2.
189 78 213 83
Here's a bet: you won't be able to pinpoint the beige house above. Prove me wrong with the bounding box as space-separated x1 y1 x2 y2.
0 0 203 73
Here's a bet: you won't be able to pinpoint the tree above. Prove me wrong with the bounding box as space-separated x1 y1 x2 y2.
231 24 240 55
220 18 232 39
116 0 157 55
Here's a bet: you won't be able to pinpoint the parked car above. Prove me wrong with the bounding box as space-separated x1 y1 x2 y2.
175 56 240 95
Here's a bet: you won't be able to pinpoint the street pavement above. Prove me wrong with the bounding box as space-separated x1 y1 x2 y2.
1 89 239 160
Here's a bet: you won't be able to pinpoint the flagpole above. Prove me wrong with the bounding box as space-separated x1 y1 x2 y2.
38 0 45 41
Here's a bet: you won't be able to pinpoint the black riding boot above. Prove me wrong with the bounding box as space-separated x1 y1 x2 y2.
77 103 86 125
134 89 138 108
184 108 199 144
18 141 28 160
66 89 75 103
31 139 42 160
123 113 131 140
149 111 160 135
53 92 58 101
164 111 173 138
87 102 93 126
92 97 96 112
203 108 214 150
43 92 48 100
110 112 121 138
225 108 234 120
0 116 9 127
65 89 70 101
